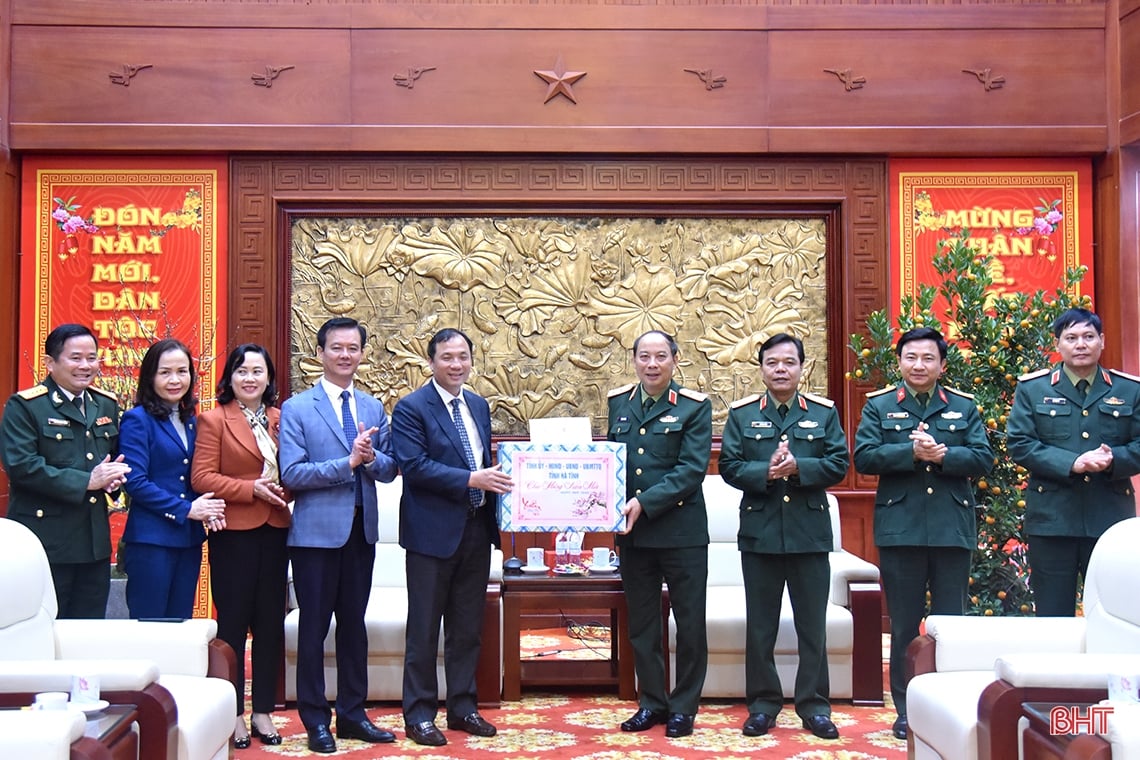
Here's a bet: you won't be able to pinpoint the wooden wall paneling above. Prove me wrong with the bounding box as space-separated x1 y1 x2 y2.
5 3 1111 155
350 29 769 130
9 27 352 127
1121 3 1140 146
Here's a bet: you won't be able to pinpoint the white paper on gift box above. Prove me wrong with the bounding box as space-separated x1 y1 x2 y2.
498 441 626 532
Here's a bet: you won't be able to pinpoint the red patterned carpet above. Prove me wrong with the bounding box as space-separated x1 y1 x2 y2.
241 630 904 759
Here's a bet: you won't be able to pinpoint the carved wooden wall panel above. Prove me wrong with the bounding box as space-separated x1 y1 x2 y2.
5 3 1110 154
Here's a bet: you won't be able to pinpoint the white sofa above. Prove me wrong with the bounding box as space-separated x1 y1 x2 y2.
0 517 236 760
669 474 884 704
906 515 1140 760
284 477 504 707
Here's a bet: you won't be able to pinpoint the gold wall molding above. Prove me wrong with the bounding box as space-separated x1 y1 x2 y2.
290 215 828 436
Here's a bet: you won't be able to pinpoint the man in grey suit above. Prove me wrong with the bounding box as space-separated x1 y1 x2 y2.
279 317 399 754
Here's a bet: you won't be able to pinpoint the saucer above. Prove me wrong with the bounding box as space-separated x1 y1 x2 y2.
588 564 618 574
520 565 549 575
70 699 109 714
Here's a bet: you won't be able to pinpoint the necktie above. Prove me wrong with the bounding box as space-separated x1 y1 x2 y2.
73 394 85 418
643 396 654 413
340 390 364 505
777 404 788 419
451 399 483 509
916 392 930 407
1076 379 1090 396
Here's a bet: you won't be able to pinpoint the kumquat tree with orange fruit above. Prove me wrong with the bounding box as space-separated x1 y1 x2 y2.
847 229 1089 616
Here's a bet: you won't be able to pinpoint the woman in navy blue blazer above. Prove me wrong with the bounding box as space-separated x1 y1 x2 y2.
120 338 225 619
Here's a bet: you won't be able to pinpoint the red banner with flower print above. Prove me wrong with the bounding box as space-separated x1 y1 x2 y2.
890 158 1094 336
18 156 227 619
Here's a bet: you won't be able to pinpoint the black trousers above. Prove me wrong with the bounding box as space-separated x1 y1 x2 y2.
1026 534 1097 617
52 559 110 619
878 545 970 716
209 524 289 715
402 515 491 724
289 510 375 730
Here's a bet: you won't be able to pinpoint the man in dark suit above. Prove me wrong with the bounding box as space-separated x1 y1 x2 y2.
1007 308 1140 616
0 323 131 619
718 333 847 740
392 327 511 747
607 330 712 739
279 317 399 754
853 326 992 740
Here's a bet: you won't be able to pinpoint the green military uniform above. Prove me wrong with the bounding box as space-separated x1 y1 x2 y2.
718 390 848 721
1006 365 1140 615
852 383 991 716
607 380 712 717
0 376 121 618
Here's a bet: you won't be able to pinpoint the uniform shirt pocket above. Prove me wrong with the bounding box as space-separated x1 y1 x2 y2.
1033 402 1072 439
1096 401 1133 443
40 423 77 465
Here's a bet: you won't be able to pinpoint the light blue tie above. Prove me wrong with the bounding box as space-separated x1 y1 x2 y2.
451 398 483 509
340 390 364 505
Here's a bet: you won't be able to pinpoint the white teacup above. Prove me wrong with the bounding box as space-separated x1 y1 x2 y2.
525 547 546 568
33 691 69 711
1108 673 1140 703
591 547 616 568
70 672 100 704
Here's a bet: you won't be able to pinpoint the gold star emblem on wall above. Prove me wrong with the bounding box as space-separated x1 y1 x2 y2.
533 56 586 104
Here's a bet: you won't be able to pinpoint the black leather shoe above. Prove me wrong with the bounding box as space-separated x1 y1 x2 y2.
336 718 396 743
742 712 776 736
446 712 497 737
892 714 908 740
250 724 281 746
232 733 251 750
665 713 695 738
306 724 336 754
621 707 668 732
802 714 839 739
406 720 447 746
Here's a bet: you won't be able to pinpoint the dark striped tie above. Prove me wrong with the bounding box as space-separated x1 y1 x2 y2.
340 390 364 505
451 399 483 509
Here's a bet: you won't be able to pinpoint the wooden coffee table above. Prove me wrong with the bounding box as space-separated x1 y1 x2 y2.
1020 702 1112 760
502 571 636 701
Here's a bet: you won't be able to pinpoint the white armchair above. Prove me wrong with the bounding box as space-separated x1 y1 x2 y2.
669 475 884 704
906 515 1140 760
0 708 105 760
0 517 236 760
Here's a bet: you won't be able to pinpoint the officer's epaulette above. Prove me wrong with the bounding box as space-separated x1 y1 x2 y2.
1109 368 1140 383
1017 368 1051 382
730 393 761 409
88 386 117 401
677 387 708 402
802 391 835 408
607 383 636 398
942 386 975 400
15 385 48 400
865 385 895 398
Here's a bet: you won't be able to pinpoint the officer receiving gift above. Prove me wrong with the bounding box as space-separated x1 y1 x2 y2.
497 441 626 532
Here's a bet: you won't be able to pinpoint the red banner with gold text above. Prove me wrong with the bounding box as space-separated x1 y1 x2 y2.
890 158 1094 336
19 156 227 619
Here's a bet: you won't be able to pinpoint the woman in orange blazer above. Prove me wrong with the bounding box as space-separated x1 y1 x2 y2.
191 344 290 749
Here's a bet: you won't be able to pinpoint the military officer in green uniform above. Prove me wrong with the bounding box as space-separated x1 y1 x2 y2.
718 333 847 740
607 330 712 739
0 324 131 618
853 326 992 740
1006 308 1140 617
